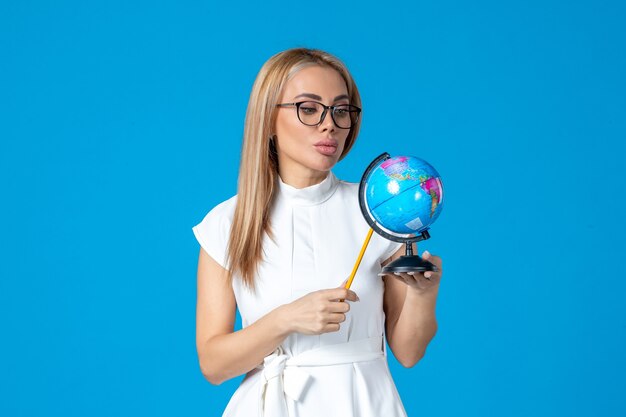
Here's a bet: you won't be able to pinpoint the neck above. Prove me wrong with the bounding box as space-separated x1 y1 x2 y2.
278 168 330 189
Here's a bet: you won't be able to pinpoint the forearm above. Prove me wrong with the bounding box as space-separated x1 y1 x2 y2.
199 305 290 385
387 287 438 367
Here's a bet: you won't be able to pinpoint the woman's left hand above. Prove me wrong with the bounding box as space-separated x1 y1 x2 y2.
390 250 442 294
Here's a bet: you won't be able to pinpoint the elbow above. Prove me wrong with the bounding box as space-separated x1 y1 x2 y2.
200 364 226 386
199 356 227 386
198 338 229 385
398 349 426 368
400 320 438 368
395 321 438 368
201 369 225 386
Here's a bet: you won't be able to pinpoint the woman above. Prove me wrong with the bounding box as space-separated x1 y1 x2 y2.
192 48 443 417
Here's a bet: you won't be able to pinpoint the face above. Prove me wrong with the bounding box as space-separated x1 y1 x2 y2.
274 65 352 186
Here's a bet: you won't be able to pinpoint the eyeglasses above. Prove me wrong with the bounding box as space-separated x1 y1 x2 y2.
276 101 361 129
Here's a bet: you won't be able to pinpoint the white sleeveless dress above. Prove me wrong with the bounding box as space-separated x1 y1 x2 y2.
192 171 407 417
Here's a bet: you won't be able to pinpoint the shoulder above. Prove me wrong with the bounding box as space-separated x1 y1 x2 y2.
335 177 360 200
337 178 359 192
193 194 238 240
205 195 238 222
192 195 238 267
326 175 360 213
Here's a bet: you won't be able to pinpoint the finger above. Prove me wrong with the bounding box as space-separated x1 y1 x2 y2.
423 252 442 270
394 271 415 276
429 255 443 270
327 312 346 323
391 272 409 285
424 270 443 282
323 323 341 333
334 283 348 303
394 272 414 286
396 272 414 282
328 301 351 313
328 287 359 302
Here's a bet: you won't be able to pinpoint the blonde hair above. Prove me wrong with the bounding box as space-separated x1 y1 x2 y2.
227 48 362 289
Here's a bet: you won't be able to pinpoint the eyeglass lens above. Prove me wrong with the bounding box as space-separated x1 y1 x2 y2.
297 101 359 129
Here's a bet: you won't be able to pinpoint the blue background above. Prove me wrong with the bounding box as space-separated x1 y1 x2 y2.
1 1 625 416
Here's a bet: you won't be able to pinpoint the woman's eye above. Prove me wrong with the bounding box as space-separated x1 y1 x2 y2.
301 106 318 114
334 108 349 117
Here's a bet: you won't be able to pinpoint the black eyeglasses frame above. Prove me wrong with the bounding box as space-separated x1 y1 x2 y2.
275 101 361 129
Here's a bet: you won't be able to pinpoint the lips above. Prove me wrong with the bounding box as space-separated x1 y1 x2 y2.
314 139 338 147
314 139 339 156
314 140 338 156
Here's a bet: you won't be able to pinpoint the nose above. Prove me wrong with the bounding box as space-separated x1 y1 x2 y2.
318 108 336 132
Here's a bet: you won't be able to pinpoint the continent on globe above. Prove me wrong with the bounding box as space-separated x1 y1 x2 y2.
421 177 443 217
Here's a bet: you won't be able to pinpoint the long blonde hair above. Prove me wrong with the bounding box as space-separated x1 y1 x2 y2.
227 48 362 289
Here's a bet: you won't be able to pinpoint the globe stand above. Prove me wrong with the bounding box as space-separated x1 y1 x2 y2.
380 230 439 275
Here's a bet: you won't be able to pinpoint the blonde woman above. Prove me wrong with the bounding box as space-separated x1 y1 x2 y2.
192 48 443 417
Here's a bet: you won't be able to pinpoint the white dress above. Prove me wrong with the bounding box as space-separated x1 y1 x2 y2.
192 171 407 417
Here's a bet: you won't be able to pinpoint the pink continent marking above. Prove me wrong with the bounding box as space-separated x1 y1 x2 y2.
421 177 442 217
380 156 408 169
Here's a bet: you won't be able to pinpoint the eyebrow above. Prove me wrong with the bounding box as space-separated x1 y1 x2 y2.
294 93 350 102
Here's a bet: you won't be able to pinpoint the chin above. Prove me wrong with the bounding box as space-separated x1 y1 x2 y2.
309 155 340 172
278 146 344 176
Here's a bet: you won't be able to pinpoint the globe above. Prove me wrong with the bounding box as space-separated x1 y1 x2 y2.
358 153 444 273
357 153 444 273
362 155 444 238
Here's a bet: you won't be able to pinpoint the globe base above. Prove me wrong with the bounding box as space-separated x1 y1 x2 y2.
380 255 439 275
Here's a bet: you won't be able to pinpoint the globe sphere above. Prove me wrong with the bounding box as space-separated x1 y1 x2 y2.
364 155 444 235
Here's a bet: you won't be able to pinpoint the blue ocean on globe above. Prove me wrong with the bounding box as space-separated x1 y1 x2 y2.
365 156 444 235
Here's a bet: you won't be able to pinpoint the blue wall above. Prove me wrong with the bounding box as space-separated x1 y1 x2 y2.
1 1 625 416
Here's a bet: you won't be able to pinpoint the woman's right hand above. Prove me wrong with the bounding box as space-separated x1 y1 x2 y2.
277 286 360 335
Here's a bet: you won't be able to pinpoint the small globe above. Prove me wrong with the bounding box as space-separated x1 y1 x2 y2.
362 155 444 236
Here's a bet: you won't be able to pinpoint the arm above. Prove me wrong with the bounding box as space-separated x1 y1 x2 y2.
382 244 442 367
195 248 358 385
195 248 289 385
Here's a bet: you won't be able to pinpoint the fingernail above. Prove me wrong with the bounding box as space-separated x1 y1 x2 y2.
356 295 360 301
424 272 432 278
423 250 430 258
394 272 401 276
408 272 415 276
